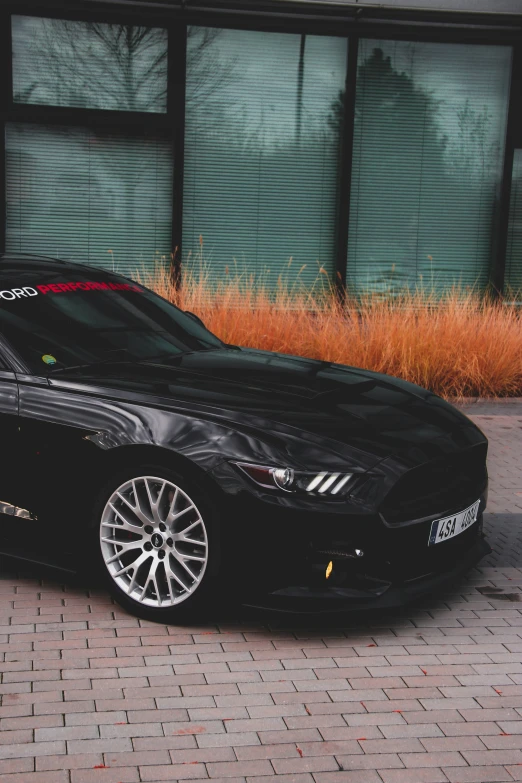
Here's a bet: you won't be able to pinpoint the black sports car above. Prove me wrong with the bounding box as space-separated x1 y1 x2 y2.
0 254 489 620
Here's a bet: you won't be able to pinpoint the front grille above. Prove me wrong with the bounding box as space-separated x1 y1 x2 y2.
381 444 487 526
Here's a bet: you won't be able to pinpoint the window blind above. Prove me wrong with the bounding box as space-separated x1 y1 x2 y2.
183 27 348 294
6 123 173 279
348 40 512 294
12 15 168 113
505 150 522 296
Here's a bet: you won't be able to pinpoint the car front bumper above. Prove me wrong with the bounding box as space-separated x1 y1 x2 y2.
214 467 490 613
242 529 491 613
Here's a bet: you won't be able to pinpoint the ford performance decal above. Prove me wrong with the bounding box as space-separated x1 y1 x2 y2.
0 280 142 301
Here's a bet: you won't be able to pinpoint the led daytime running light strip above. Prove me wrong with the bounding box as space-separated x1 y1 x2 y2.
307 472 352 495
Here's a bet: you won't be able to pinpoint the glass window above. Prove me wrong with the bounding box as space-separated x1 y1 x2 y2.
183 27 348 292
0 268 221 374
6 124 173 278
348 40 512 293
505 150 522 296
12 16 168 113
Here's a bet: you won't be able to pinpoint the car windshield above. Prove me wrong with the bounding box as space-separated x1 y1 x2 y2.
0 269 223 374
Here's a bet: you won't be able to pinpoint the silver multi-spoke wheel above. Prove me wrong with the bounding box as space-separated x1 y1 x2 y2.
100 476 208 608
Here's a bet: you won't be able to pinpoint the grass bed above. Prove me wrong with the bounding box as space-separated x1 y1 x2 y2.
135 262 522 400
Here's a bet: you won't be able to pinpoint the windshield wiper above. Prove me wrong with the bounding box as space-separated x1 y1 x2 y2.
48 358 141 375
140 347 220 365
49 345 226 375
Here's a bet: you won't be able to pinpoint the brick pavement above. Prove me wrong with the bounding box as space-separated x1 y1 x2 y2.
0 404 522 782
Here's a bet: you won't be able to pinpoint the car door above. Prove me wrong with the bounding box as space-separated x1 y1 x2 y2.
0 335 61 558
6 367 93 564
0 337 20 531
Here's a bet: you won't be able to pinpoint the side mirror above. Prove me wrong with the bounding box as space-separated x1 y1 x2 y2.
184 310 205 329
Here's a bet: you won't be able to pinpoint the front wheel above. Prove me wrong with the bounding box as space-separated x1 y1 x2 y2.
93 467 219 622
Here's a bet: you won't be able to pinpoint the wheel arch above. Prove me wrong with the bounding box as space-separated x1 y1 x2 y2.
76 444 225 534
98 444 223 498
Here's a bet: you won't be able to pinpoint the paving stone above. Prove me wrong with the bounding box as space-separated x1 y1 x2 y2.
439 721 500 736
0 773 69 783
378 771 448 783
282 740 362 757
66 738 133 754
272 756 339 773
420 736 486 752
335 752 404 769
400 750 468 767
169 748 236 764
462 748 522 765
139 763 208 780
133 735 197 751
0 740 66 760
0 758 34 775
381 724 443 738
234 743 298 760
104 750 172 766
206 760 274 777
442 766 514 782
70 769 140 783
258 729 323 745
196 732 260 748
36 753 104 770
250 775 311 783
312 772 381 782
35 725 99 741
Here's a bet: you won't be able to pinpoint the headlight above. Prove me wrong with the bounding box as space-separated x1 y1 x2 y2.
233 462 354 497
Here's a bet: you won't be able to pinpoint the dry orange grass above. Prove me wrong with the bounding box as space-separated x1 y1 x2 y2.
135 261 522 400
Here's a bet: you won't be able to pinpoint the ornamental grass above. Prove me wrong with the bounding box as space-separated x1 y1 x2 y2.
134 258 522 400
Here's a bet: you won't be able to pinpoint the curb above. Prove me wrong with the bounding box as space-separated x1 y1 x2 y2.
453 398 522 405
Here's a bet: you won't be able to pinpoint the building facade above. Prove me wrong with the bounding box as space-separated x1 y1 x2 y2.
2 0 522 295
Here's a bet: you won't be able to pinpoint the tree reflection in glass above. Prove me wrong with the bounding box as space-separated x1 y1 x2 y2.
12 16 168 113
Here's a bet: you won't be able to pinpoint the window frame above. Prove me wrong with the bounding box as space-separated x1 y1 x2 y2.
1 3 521 296
344 33 515 296
1 8 185 282
492 45 522 296
503 146 522 300
183 23 351 292
180 18 518 296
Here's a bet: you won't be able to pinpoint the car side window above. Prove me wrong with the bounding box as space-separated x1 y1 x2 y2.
0 331 26 374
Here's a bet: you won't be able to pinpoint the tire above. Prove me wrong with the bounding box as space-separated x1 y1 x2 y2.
91 463 221 623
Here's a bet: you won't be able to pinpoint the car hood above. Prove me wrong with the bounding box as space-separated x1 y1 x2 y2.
49 347 485 467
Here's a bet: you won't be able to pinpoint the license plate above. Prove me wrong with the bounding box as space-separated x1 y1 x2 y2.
428 500 480 546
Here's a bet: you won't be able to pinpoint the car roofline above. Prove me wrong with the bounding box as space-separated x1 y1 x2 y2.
0 252 143 286
0 252 71 265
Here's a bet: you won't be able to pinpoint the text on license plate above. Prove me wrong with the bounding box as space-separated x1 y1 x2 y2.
428 500 480 546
